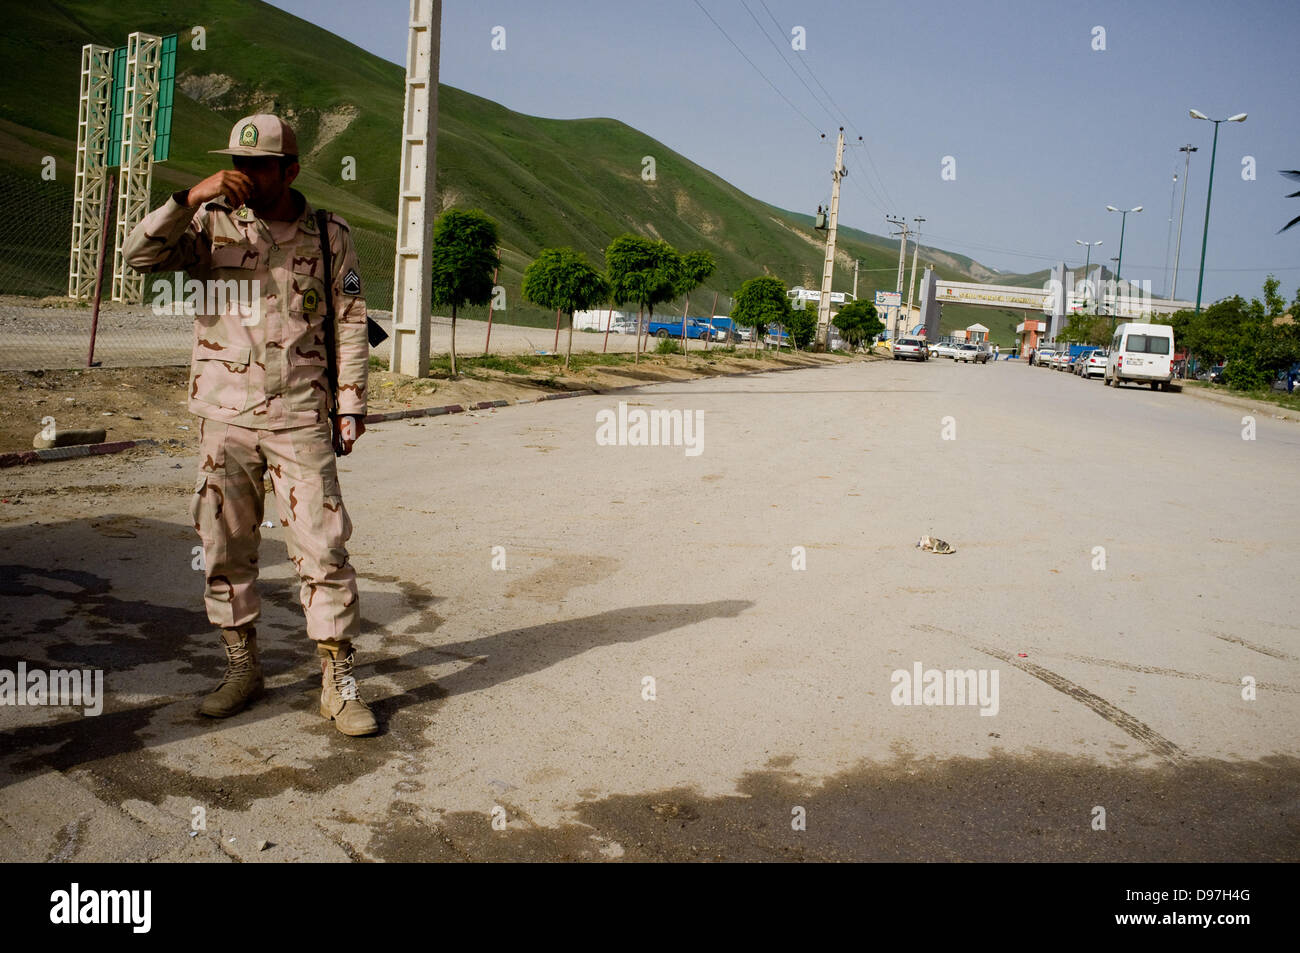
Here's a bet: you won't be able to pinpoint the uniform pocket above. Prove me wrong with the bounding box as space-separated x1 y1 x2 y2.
191 347 252 411
188 475 208 531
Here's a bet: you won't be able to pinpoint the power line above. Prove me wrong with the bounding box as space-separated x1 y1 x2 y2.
690 0 822 135
758 0 897 211
739 0 837 127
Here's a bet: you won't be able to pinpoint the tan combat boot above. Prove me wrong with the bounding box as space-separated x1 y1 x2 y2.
318 640 378 736
199 625 264 717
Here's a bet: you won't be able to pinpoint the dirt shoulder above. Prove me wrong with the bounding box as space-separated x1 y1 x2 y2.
0 348 871 455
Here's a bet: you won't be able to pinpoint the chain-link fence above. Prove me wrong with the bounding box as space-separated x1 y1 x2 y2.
0 163 741 370
0 163 402 370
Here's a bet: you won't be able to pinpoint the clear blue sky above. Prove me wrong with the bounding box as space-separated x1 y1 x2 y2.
269 0 1299 303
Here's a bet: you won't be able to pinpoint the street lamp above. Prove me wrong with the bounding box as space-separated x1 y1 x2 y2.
1105 205 1142 324
1075 239 1102 313
1171 144 1198 300
1189 109 1247 313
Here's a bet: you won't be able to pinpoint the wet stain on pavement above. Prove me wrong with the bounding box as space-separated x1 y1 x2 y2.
360 751 1300 862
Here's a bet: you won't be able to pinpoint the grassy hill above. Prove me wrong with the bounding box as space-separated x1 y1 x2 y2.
0 0 1021 341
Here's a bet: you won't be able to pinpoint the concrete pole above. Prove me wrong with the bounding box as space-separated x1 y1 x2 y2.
906 218 924 333
815 129 845 351
390 0 442 377
887 216 909 340
852 259 859 300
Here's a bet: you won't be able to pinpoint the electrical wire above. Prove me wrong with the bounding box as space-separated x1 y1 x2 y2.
758 0 898 211
690 0 823 135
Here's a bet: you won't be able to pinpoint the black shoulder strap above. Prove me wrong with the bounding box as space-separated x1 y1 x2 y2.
315 209 339 421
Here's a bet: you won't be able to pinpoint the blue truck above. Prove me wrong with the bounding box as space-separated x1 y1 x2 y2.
646 317 722 341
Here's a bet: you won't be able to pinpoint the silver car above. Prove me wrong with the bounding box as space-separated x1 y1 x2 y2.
893 337 929 361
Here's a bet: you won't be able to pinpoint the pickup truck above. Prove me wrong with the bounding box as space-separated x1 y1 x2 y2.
647 318 721 341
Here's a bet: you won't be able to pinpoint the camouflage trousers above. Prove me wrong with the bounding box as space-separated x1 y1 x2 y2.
190 419 360 642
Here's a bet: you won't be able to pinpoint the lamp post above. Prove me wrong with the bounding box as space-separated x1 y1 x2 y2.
1105 205 1142 325
1075 239 1102 313
1171 144 1197 300
1189 109 1247 314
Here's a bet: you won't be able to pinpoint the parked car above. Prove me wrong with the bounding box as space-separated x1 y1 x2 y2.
893 337 929 361
1084 350 1108 378
932 342 962 359
1207 363 1226 383
955 343 988 363
1050 350 1070 370
1032 347 1055 366
1272 363 1300 393
1104 322 1176 390
607 317 637 334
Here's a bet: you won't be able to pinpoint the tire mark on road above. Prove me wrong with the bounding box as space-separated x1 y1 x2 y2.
911 624 1185 764
1059 652 1298 694
1212 633 1298 662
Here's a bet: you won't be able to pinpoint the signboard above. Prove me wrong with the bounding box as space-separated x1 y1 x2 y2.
105 34 177 166
790 287 847 303
874 291 901 308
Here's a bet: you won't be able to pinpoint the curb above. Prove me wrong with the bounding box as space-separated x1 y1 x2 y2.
0 438 159 469
1176 384 1300 422
363 399 512 424
2 359 848 467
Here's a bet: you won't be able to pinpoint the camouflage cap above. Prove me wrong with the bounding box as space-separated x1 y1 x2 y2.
210 114 299 158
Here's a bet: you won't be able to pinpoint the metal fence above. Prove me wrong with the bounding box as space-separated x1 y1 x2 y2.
0 165 740 369
0 164 403 369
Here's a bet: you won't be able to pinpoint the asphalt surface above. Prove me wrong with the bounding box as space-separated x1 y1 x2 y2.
1 356 1297 861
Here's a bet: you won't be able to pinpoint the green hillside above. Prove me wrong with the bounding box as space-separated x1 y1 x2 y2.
0 0 1007 338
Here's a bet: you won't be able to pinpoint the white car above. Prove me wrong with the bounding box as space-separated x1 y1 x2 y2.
1084 350 1108 378
1033 348 1055 367
931 342 961 359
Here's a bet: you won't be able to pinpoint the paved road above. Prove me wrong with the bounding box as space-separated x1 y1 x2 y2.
1 357 1297 861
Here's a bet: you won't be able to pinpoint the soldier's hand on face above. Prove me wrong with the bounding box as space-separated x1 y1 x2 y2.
186 170 254 209
336 415 365 456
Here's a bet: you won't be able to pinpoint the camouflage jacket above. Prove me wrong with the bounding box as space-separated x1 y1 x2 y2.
124 189 368 430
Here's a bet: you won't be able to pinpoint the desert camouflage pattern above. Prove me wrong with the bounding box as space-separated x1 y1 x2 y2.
125 187 366 642
124 189 368 429
190 418 359 642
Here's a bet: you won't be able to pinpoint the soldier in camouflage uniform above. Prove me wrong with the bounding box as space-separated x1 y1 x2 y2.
125 114 378 736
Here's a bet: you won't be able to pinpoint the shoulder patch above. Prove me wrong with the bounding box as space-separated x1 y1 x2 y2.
327 211 352 233
342 269 361 295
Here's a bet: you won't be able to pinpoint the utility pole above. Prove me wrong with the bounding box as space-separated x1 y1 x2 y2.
1171 144 1196 300
906 216 925 333
886 215 909 340
852 258 859 300
815 128 846 351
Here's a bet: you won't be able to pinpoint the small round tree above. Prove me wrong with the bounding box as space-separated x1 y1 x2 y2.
831 298 883 349
732 275 793 354
675 250 717 352
430 208 500 378
605 234 681 363
522 248 611 370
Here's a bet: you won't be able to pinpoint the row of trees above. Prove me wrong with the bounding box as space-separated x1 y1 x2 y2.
429 207 885 374
428 209 719 372
1160 276 1300 390
1054 276 1300 391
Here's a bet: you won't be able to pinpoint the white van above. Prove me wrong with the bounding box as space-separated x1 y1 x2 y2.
1105 322 1175 390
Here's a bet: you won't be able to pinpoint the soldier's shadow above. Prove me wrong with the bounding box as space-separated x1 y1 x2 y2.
0 514 752 784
